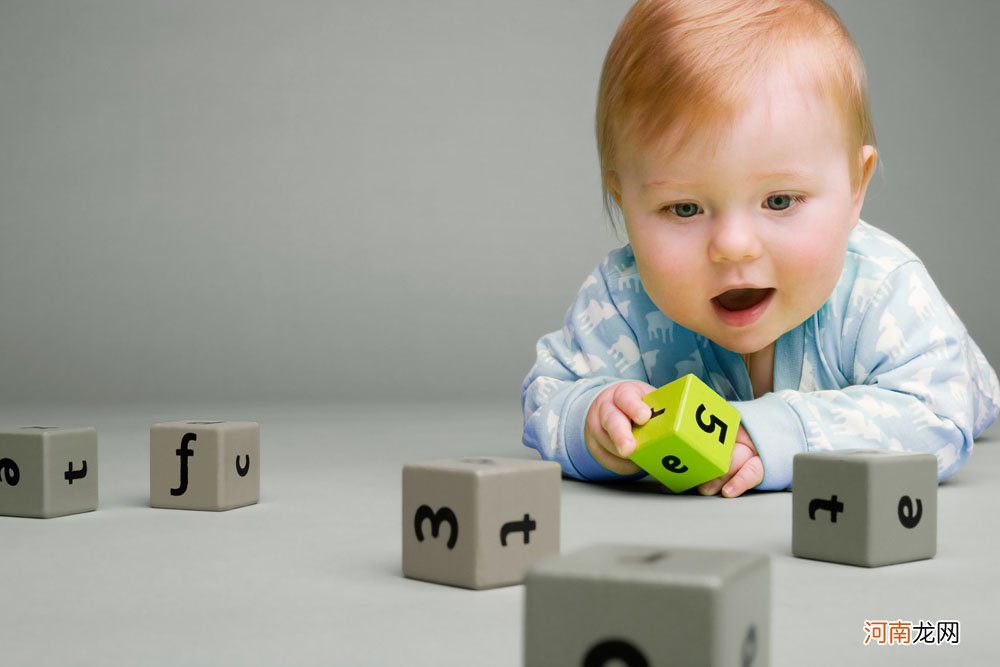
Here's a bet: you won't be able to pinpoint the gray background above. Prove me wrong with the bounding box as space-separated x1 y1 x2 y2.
0 0 997 404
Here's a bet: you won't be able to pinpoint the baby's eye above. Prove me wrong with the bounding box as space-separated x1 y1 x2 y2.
664 202 701 218
764 194 804 211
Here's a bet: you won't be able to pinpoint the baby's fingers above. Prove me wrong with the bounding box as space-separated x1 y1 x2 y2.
599 399 638 458
611 382 655 426
721 455 764 498
698 442 754 497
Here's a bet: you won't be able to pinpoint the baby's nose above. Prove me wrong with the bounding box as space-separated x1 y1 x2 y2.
707 214 763 263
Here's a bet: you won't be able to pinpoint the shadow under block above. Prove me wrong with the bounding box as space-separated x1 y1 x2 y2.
0 426 99 518
792 449 937 567
630 373 741 493
150 421 260 511
524 545 770 667
402 457 561 590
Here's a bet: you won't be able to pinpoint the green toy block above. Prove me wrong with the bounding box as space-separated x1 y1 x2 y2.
630 374 741 493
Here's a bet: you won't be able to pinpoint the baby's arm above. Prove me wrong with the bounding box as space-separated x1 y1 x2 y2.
522 262 650 481
737 260 999 490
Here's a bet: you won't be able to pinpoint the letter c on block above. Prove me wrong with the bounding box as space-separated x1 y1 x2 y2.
235 455 251 477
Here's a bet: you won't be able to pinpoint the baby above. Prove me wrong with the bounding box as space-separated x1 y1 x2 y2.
521 0 999 497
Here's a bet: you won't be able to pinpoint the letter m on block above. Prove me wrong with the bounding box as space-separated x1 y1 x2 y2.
414 505 459 550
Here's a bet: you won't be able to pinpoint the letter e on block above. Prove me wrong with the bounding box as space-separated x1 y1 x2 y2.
0 426 98 519
630 374 741 493
792 450 937 567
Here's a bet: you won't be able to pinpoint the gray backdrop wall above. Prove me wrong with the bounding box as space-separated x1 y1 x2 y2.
1 1 997 405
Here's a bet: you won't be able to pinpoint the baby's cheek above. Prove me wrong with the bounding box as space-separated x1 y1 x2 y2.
776 234 847 297
636 254 703 318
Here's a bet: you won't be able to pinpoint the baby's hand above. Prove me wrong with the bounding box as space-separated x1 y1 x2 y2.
698 425 763 498
584 381 657 475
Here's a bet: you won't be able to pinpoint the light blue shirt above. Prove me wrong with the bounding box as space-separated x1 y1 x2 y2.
521 221 1000 489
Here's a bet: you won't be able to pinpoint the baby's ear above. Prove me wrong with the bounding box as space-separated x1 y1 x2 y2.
855 146 877 195
851 145 878 220
605 170 623 206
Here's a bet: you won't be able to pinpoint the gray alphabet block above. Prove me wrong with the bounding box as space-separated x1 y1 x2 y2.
150 421 260 511
0 426 98 518
792 449 937 567
524 544 770 667
402 457 560 589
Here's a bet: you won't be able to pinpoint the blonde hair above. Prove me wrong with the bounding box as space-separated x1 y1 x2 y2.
597 0 876 223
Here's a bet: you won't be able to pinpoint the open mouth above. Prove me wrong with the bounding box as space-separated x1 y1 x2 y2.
713 287 775 312
711 287 775 327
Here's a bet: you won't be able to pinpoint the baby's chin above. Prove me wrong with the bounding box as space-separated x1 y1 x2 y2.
716 337 779 356
684 317 785 355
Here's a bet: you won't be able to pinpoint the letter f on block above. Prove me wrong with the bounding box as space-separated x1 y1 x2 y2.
171 433 196 496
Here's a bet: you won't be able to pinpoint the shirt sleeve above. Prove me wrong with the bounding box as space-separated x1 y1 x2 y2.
735 260 1000 490
521 262 650 481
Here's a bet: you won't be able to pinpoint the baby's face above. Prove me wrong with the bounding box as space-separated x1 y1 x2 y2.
613 66 873 355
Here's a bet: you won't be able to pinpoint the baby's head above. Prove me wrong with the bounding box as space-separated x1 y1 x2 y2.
596 0 878 355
